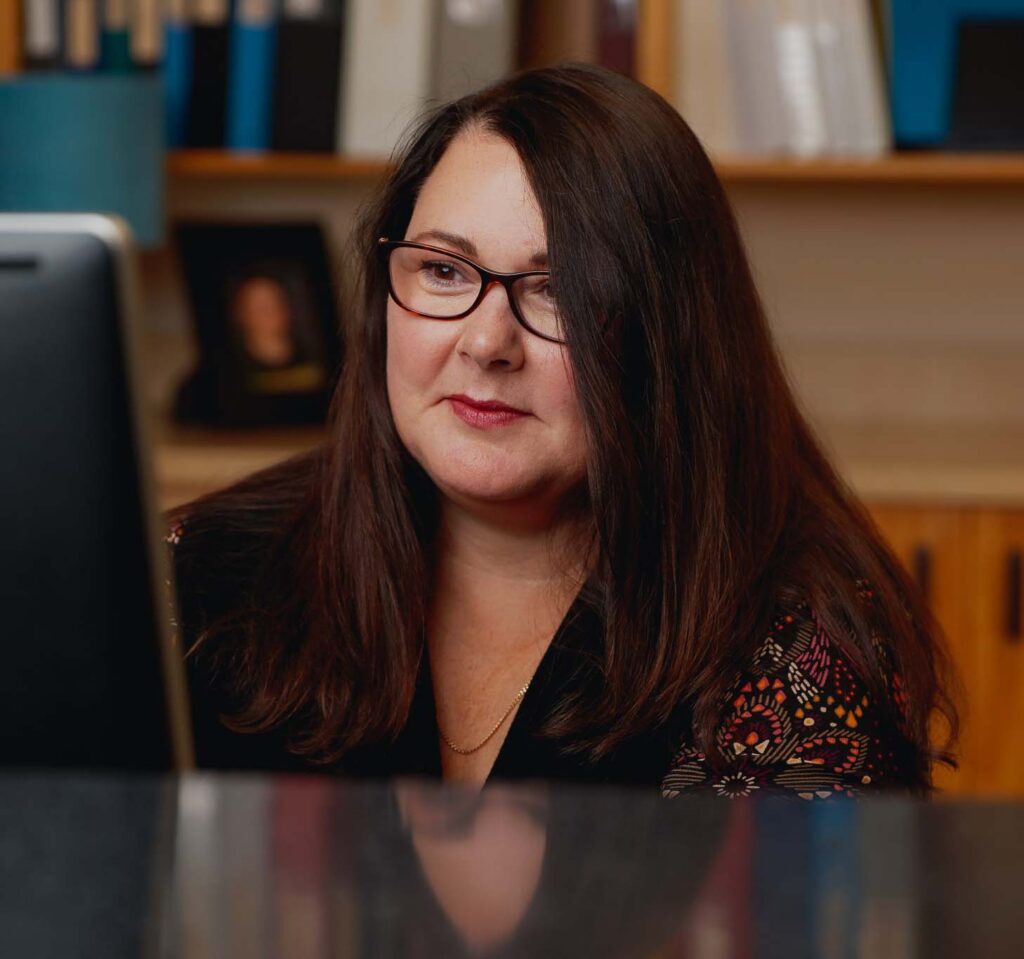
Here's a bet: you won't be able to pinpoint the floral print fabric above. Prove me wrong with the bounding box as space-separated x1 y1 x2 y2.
661 600 910 800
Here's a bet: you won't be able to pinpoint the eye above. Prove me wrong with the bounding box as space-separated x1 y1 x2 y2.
421 259 469 287
519 274 557 305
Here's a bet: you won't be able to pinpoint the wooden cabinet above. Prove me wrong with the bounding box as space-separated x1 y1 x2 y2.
865 506 974 796
867 504 1024 798
969 511 1024 796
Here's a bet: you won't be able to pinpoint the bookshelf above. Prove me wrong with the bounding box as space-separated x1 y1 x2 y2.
166 150 1024 188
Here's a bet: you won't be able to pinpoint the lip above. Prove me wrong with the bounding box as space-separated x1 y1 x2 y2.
446 394 529 429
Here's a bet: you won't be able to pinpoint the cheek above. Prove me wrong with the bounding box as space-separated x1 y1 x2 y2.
537 349 583 426
386 310 464 463
386 308 450 401
530 348 589 468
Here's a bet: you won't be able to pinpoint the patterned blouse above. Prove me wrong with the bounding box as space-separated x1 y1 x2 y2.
659 596 913 800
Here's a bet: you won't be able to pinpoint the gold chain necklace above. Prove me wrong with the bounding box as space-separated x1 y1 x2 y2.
438 679 533 755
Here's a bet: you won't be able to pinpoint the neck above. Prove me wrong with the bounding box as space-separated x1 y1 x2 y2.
434 494 589 586
429 496 591 656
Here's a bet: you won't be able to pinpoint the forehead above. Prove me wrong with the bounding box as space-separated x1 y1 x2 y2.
407 130 546 259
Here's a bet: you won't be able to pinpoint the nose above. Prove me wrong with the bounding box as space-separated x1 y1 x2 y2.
455 279 525 370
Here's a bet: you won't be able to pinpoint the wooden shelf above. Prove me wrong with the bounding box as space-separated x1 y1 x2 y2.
166 149 1024 186
165 150 390 180
153 423 324 511
714 152 1024 186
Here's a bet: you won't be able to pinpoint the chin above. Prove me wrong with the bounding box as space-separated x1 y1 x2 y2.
419 444 545 504
399 424 584 509
432 465 544 506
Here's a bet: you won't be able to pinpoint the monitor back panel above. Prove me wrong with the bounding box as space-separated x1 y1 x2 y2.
0 216 185 769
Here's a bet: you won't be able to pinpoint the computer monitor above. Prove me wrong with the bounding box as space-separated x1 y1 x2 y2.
0 214 193 770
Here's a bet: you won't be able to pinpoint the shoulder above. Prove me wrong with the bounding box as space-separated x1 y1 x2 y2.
163 511 253 702
661 593 916 800
163 450 319 634
165 514 316 772
164 510 262 640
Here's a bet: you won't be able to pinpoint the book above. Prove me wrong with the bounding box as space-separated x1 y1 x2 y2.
673 0 739 157
163 0 193 147
868 0 891 84
227 0 278 152
773 0 829 158
948 17 1024 150
339 0 433 159
22 0 61 70
810 0 858 155
100 0 132 71
185 0 231 148
270 0 344 153
64 0 100 72
888 0 1024 148
722 0 785 155
517 0 598 69
431 0 517 104
598 0 636 76
0 0 22 75
835 0 890 156
130 0 163 69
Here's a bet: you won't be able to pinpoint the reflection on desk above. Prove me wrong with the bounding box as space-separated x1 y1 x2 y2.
0 772 1019 958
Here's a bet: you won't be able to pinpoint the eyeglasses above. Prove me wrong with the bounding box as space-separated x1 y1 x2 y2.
378 237 565 344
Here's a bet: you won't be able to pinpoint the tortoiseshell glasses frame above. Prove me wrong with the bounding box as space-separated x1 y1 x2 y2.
377 237 565 344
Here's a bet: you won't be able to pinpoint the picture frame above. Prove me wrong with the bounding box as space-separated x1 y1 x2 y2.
173 221 342 427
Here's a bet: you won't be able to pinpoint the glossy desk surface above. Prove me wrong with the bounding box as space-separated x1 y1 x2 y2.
0 772 1020 958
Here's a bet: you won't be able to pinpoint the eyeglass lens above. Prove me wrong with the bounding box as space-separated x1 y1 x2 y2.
387 245 563 341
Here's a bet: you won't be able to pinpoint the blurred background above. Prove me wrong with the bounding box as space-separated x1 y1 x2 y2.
1 0 1023 799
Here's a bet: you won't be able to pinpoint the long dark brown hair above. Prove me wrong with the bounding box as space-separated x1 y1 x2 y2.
170 63 958 786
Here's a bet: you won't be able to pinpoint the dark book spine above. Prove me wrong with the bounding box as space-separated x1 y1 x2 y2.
185 16 230 147
598 0 636 77
270 2 344 154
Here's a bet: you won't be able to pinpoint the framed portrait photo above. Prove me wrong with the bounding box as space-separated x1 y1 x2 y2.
173 222 342 427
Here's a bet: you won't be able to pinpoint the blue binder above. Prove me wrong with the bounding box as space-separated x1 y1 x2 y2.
163 17 193 147
890 0 1024 146
226 7 278 152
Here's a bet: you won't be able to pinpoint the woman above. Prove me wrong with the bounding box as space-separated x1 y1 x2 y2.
169 63 958 797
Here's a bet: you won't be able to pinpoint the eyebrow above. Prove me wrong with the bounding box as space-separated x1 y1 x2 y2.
409 229 548 268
